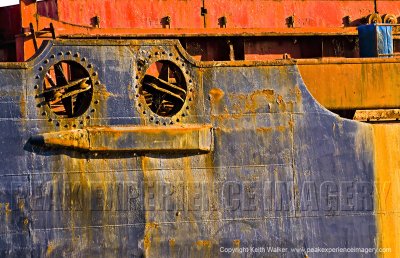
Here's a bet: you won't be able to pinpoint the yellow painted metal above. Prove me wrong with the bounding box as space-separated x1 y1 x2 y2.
373 124 400 257
298 58 400 110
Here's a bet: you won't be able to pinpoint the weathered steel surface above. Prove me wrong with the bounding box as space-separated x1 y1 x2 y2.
0 39 384 256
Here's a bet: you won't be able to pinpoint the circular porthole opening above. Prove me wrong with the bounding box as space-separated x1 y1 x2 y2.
42 60 93 117
139 60 187 117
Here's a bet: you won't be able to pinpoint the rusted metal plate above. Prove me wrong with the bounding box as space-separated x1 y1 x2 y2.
354 109 400 121
37 0 400 29
30 125 213 152
3 0 400 63
0 39 386 256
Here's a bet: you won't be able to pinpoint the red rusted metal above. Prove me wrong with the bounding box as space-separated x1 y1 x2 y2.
42 0 400 29
2 0 400 61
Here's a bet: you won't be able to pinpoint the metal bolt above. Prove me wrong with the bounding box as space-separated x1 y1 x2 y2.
343 16 351 26
161 16 171 28
92 15 101 28
219 16 227 28
286 15 295 28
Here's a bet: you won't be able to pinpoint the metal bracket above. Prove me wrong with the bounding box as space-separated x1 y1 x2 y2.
29 22 38 51
219 16 227 28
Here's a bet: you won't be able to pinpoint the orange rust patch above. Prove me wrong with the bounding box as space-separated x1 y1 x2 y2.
5 203 11 215
146 222 159 229
276 95 287 112
246 89 275 112
197 240 212 247
256 125 288 133
18 199 24 211
143 223 159 250
46 241 55 256
277 95 284 104
143 234 151 250
256 127 273 133
288 119 294 128
213 89 277 120
294 85 302 102
209 88 225 102
277 125 288 132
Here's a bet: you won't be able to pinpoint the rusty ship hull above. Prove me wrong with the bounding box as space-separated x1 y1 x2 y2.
0 0 399 257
